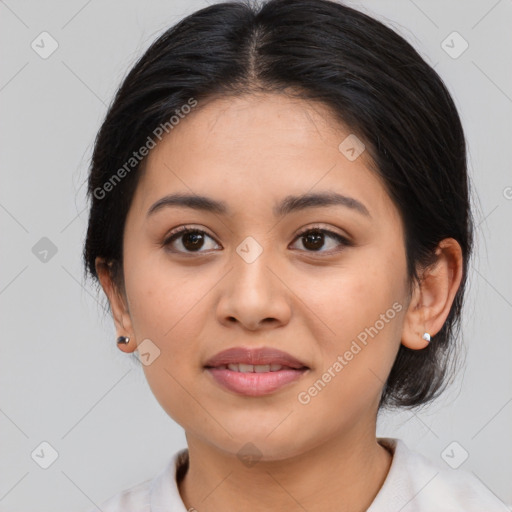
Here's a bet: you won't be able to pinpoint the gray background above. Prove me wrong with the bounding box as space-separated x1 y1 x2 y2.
1 0 511 510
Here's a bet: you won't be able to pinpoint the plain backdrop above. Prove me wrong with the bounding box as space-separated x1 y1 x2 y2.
1 0 511 510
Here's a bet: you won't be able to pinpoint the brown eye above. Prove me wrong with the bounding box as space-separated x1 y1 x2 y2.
181 231 205 251
302 230 325 251
291 228 351 254
163 227 220 253
162 225 351 255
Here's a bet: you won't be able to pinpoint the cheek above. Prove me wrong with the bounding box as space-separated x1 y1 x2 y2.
293 268 404 426
303 247 407 393
125 267 210 421
124 248 207 339
303 257 404 344
122 254 232 384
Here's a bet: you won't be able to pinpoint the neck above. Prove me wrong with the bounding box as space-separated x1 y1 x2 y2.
178 427 392 512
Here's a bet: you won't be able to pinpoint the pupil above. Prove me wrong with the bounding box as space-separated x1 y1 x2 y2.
183 231 204 251
304 231 324 250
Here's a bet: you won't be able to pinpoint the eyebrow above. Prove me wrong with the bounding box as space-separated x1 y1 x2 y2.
146 191 371 219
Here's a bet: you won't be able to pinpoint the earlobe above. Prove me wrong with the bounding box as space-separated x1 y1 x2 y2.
401 238 463 350
95 257 137 353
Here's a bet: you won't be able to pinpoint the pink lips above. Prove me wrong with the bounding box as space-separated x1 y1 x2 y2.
204 346 308 369
204 347 309 397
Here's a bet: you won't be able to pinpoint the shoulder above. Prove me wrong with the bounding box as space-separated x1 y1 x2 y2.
85 478 151 512
85 448 189 512
369 437 508 512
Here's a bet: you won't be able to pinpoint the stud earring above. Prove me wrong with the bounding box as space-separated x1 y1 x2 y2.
117 336 130 345
422 332 431 343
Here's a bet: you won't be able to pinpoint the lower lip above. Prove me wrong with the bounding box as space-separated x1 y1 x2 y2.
205 367 308 396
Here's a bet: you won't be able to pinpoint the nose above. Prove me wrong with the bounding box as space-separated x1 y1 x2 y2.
215 242 292 332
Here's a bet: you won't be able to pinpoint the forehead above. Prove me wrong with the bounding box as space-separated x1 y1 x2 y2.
152 93 357 162
131 93 394 221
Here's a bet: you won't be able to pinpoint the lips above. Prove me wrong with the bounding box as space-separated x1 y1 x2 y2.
204 346 309 370
204 346 310 396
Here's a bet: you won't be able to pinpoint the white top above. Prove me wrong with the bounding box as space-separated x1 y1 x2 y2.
87 437 508 511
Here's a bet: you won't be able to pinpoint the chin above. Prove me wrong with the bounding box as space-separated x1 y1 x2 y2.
196 426 312 463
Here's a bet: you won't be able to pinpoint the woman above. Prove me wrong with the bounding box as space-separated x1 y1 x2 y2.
83 0 506 510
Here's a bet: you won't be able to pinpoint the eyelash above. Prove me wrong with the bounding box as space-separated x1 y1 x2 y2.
161 225 352 255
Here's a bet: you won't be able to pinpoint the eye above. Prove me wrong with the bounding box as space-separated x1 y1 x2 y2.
290 226 351 254
162 226 220 254
162 225 351 255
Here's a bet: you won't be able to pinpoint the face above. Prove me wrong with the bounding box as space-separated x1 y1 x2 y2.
113 93 411 460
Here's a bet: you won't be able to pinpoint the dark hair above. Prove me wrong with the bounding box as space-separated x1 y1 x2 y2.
83 0 473 410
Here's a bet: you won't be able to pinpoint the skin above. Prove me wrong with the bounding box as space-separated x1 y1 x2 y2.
96 92 463 512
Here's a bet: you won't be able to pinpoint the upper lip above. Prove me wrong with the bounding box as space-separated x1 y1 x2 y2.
204 347 309 369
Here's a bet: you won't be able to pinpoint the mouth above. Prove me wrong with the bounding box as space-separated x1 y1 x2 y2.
204 365 309 396
204 363 308 372
203 347 310 397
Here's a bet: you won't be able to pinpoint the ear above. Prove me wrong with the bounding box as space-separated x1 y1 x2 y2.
401 238 464 350
95 257 137 353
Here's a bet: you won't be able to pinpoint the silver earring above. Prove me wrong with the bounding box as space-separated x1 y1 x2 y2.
422 332 431 343
117 336 130 345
